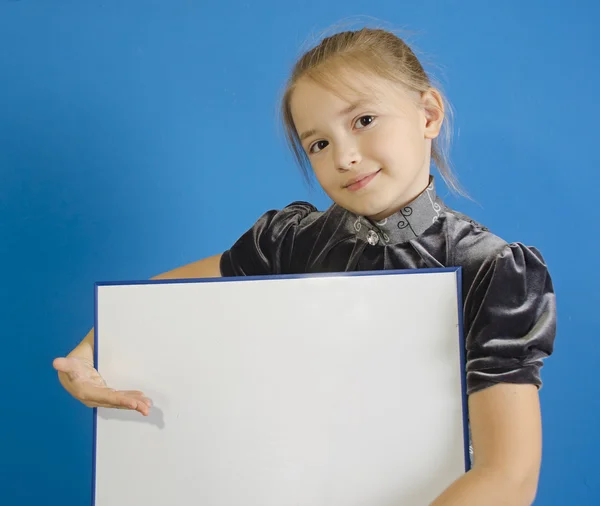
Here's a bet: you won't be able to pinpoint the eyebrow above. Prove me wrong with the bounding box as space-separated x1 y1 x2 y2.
298 100 369 143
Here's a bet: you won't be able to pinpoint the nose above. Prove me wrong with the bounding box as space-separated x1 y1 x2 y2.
335 142 362 172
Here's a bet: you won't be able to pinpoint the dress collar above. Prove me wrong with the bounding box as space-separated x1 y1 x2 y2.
350 177 444 246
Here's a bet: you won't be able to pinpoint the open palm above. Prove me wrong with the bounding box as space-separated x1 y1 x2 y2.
53 356 151 416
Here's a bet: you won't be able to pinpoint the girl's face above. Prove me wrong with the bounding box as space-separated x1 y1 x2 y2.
290 72 444 221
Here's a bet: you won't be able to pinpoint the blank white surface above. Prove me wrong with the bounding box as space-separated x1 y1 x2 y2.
94 270 467 506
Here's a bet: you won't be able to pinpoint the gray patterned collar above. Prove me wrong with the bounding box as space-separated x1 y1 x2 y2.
352 177 443 246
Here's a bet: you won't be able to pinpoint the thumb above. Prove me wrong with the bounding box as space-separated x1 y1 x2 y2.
53 357 74 373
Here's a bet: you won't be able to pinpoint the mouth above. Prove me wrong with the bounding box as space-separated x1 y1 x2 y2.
343 169 381 192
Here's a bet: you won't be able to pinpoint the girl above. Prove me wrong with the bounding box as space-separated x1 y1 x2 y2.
54 27 556 505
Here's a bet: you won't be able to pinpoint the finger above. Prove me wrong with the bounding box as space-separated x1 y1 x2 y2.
127 397 152 416
54 356 90 380
118 390 147 398
93 398 151 416
119 391 153 407
87 388 152 416
53 357 72 373
102 389 152 408
87 401 144 412
53 357 83 383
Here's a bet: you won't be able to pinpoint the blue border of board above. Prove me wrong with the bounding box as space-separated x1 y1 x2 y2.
91 266 468 506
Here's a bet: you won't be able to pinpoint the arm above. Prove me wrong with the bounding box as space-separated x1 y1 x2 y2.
429 383 542 506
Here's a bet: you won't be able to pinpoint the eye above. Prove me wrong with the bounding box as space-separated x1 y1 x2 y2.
354 115 375 129
309 140 329 154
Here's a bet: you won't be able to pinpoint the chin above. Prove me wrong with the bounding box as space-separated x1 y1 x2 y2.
342 199 390 220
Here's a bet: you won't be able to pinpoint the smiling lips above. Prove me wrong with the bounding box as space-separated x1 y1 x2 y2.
343 169 381 192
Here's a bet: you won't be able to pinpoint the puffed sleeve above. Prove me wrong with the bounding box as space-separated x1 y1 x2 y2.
220 201 318 277
463 243 557 395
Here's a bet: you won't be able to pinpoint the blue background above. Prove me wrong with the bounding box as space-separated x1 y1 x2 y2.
1 1 598 504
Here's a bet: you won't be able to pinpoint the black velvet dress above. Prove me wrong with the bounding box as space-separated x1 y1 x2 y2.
220 178 556 396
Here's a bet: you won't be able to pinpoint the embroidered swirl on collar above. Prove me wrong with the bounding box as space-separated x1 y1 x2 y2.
350 177 444 245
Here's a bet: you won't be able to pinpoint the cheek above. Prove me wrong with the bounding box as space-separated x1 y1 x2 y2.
311 157 336 186
365 134 400 165
368 126 424 167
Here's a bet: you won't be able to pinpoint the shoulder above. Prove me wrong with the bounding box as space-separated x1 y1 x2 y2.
219 201 327 277
238 200 324 241
439 208 557 394
269 200 321 219
440 206 550 282
269 200 323 227
257 200 326 229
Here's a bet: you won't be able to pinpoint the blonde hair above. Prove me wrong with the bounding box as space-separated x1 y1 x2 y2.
280 26 466 197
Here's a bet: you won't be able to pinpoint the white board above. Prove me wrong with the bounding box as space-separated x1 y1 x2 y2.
93 268 469 506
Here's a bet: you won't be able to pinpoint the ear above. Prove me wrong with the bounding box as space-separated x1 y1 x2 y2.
421 89 445 139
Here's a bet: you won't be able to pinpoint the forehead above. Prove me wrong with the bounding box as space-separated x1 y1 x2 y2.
289 72 414 129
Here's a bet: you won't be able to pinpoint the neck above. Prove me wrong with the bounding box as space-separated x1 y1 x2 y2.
366 172 432 222
348 174 442 246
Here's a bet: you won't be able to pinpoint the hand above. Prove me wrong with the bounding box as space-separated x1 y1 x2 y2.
53 356 152 416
